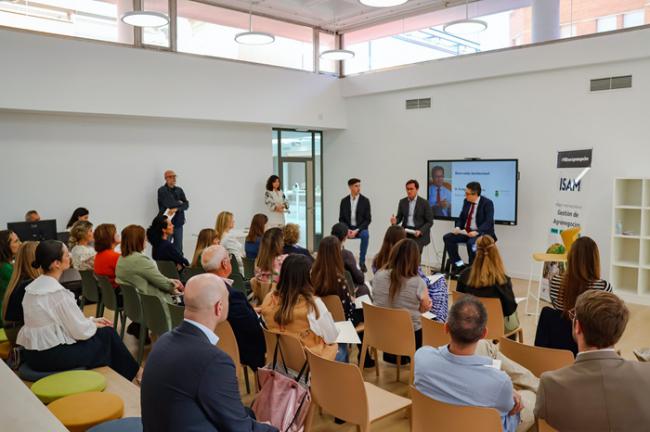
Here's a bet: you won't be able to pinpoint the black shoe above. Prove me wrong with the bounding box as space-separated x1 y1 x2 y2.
362 357 375 368
360 263 367 273
334 418 346 424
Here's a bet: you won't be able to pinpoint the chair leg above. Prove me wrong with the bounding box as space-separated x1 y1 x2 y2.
525 259 535 315
373 348 379 378
136 324 147 365
359 341 368 371
243 366 251 394
119 312 127 340
303 401 316 432
396 355 401 382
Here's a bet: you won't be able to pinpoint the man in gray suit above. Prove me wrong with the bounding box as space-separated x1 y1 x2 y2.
390 179 434 252
535 290 650 431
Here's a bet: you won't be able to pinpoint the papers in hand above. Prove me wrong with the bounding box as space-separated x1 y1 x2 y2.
421 311 437 320
404 228 417 235
515 297 526 304
485 359 502 370
427 274 445 284
453 228 468 236
163 208 176 219
335 321 361 344
354 295 372 309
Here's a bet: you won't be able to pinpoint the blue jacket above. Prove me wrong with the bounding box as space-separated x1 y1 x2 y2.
226 284 266 370
455 196 497 241
157 185 189 227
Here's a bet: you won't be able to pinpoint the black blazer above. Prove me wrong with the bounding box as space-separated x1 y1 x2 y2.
157 185 189 227
339 194 371 232
455 196 497 241
226 284 266 370
141 321 276 432
395 196 434 245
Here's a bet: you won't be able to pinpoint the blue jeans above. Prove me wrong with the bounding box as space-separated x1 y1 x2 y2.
172 225 183 254
335 343 349 363
348 227 369 265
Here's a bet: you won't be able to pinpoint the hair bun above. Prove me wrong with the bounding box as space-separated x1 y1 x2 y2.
31 260 41 269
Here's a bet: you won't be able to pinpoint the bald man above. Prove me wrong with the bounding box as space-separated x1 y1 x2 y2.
157 169 189 254
202 245 265 369
142 274 276 432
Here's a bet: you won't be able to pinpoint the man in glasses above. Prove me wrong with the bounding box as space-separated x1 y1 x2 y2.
157 170 189 254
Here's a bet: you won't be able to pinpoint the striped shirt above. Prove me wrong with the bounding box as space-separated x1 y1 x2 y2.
549 274 613 311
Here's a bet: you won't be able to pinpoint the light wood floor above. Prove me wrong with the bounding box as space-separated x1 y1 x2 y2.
87 277 650 431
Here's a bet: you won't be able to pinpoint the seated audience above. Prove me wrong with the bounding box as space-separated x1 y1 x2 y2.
24 210 41 223
17 240 139 380
373 225 448 322
201 245 265 370
2 241 39 344
260 254 339 360
141 273 277 432
373 238 431 363
0 229 20 326
66 207 90 230
191 228 218 268
311 236 355 324
414 296 523 432
254 227 288 285
215 211 244 270
535 290 650 430
282 223 312 258
93 223 121 288
330 223 369 297
69 220 96 271
245 213 267 259
148 215 189 270
456 235 519 334
116 225 183 327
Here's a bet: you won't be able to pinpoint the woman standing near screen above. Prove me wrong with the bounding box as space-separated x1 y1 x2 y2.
265 175 289 228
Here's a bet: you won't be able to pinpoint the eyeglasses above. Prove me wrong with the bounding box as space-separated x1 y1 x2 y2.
568 308 576 321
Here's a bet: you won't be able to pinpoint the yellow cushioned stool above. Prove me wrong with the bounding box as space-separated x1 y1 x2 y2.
0 341 10 360
48 391 124 432
31 370 107 403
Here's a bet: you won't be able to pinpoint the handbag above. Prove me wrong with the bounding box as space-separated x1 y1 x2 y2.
252 335 311 432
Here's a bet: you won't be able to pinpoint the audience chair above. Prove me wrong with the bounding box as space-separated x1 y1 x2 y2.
250 279 273 305
452 291 524 342
95 276 126 339
242 256 255 280
262 328 308 375
230 271 247 294
360 303 416 384
262 327 277 365
79 270 103 317
229 254 244 278
538 418 558 432
215 321 251 391
168 303 185 329
410 386 502 432
306 349 411 432
119 283 147 364
534 306 578 356
421 317 449 348
155 260 181 280
321 295 346 321
498 337 574 378
139 293 171 339
181 266 204 283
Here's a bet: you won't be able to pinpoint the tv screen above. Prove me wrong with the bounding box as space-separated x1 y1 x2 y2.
427 159 519 225
7 219 58 241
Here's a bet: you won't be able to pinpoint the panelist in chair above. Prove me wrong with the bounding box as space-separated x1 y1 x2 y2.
443 181 495 274
338 178 371 272
390 179 433 253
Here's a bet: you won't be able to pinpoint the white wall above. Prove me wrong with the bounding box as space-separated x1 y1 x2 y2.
0 111 271 254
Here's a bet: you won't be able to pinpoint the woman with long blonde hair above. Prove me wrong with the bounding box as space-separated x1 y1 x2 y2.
215 211 244 270
456 235 519 333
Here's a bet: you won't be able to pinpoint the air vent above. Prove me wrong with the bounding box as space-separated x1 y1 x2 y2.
590 75 632 92
405 98 431 110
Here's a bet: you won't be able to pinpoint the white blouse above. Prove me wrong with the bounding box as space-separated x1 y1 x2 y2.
221 231 244 270
17 275 97 351
307 298 339 344
71 245 96 271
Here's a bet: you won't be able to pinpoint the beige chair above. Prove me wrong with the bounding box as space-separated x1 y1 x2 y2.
261 328 307 374
498 337 574 377
359 303 416 383
452 291 523 342
421 317 449 348
411 386 502 432
306 349 411 432
250 279 273 305
216 321 254 393
321 294 365 332
538 418 558 432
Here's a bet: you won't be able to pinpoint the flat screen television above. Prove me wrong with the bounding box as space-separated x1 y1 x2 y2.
7 219 58 241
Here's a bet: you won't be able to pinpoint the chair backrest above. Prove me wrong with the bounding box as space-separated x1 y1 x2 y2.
306 348 369 427
229 254 242 277
95 275 118 311
216 321 241 367
182 266 204 281
452 291 505 340
230 271 247 294
156 260 180 280
262 327 278 365
362 302 416 357
140 293 171 337
262 328 307 373
242 256 255 280
321 295 346 322
411 386 502 432
498 337 574 377
168 303 185 328
79 270 101 303
119 283 143 324
421 317 449 348
538 418 558 432
560 227 581 254
533 306 578 356
250 279 273 304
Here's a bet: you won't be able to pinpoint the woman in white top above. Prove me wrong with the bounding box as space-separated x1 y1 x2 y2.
18 240 139 380
264 175 289 228
215 211 244 271
69 220 96 271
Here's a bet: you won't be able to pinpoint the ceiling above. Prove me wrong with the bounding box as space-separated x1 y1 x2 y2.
201 0 466 33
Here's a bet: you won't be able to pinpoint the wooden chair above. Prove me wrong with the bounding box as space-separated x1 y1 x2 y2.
359 303 416 383
321 295 346 321
411 386 502 432
262 329 307 373
498 337 574 377
168 303 185 328
95 275 126 338
242 256 255 280
452 292 524 342
79 270 102 317
250 279 273 305
155 260 181 280
119 283 147 364
421 317 449 348
538 418 558 432
139 293 171 339
216 321 254 394
306 349 411 432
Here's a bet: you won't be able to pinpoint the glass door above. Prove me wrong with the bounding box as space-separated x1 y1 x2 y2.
281 160 313 249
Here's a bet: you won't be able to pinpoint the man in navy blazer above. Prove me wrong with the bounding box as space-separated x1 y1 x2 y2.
443 182 496 273
390 179 434 253
141 273 276 432
339 178 371 272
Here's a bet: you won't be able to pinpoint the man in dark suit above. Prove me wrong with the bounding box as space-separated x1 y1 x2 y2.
390 179 434 253
338 178 371 272
443 181 495 273
157 169 189 254
201 245 265 370
141 273 276 432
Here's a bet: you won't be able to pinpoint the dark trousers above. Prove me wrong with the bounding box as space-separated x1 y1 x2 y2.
24 327 139 380
172 225 183 254
383 329 422 364
443 232 477 266
348 227 369 265
405 227 428 253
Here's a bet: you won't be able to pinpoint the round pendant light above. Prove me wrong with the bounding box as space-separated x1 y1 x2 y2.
320 49 355 61
359 0 408 7
121 11 169 28
235 6 275 45
443 0 487 35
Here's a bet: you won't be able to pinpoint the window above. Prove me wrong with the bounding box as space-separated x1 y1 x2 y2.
596 15 617 33
0 0 134 44
318 31 337 74
143 0 169 48
560 24 576 39
623 10 644 28
177 1 313 71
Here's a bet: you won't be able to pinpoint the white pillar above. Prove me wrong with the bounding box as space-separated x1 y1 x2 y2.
532 0 560 43
116 0 134 44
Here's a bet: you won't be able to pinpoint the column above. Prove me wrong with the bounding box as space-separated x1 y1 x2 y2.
532 0 560 43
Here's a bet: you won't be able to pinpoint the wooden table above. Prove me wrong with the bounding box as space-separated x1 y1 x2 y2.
94 366 141 418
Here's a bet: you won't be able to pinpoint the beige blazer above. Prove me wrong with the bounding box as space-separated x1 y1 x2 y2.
535 350 650 431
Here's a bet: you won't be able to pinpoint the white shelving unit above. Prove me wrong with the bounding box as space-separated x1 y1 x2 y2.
611 178 650 305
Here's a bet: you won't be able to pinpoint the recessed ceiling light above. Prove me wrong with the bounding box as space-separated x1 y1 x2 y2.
320 49 355 61
121 11 169 28
360 0 408 7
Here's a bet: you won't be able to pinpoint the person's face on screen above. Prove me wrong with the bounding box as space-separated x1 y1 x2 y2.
406 183 418 200
432 169 444 187
349 182 360 196
465 188 479 203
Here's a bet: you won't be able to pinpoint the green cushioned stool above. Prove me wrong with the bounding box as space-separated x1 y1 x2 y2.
31 370 107 404
0 328 7 342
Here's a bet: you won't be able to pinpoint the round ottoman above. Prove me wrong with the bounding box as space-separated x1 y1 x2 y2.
48 391 124 432
0 328 7 342
0 341 10 360
31 370 106 403
18 363 85 382
87 417 142 432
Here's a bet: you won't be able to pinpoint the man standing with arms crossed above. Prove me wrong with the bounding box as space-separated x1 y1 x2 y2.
157 170 189 254
338 178 371 273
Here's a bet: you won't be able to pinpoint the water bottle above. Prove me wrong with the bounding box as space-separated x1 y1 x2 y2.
615 221 623 235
